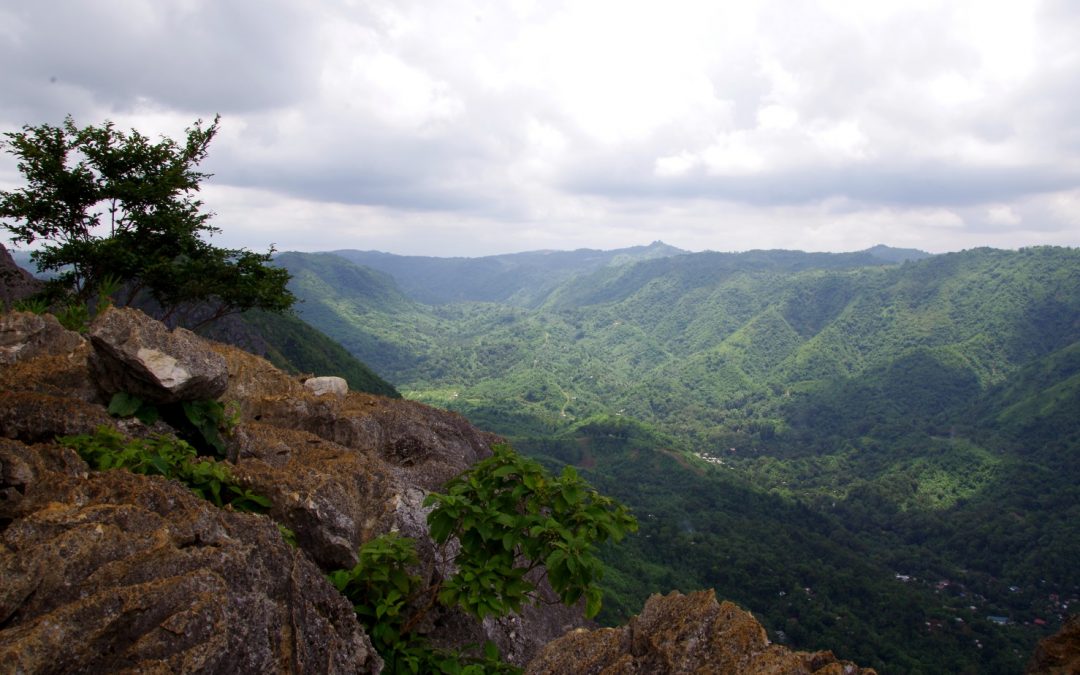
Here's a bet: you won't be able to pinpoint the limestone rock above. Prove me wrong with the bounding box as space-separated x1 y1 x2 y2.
214 342 496 489
0 391 114 444
0 437 381 674
305 375 349 396
228 422 400 570
1026 614 1080 674
0 311 588 669
88 306 228 403
0 311 83 366
526 590 875 675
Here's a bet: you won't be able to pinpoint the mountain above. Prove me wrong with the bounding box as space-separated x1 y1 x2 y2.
326 240 687 306
280 243 1080 673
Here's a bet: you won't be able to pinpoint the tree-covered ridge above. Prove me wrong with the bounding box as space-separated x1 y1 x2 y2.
278 245 1080 673
328 240 687 307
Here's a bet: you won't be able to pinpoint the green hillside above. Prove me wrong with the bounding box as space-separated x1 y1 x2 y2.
278 244 1080 673
232 309 400 398
329 240 686 306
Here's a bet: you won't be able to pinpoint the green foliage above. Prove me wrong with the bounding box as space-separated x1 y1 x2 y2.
180 399 234 457
0 115 294 327
60 426 269 512
107 391 160 425
106 392 236 457
329 532 421 647
326 449 631 672
229 308 400 398
11 296 49 314
329 533 520 674
425 444 637 619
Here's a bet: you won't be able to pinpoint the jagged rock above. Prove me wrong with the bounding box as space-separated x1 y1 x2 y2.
0 311 83 366
1026 614 1080 674
0 437 382 674
0 391 114 444
0 243 44 310
228 422 400 570
526 590 875 675
0 337 100 403
305 375 349 396
215 341 497 490
0 311 591 669
88 306 228 404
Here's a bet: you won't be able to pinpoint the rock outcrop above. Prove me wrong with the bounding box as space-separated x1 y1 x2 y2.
89 306 229 403
0 438 381 673
526 590 876 675
0 306 582 669
1026 614 1080 675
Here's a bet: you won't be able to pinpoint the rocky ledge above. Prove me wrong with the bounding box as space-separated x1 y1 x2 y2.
0 307 581 671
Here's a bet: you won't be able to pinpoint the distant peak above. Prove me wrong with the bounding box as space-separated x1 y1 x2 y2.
862 244 932 263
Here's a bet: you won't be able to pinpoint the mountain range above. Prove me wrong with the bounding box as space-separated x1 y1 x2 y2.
273 242 1080 674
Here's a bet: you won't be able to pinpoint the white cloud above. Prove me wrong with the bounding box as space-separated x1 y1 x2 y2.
1 0 1079 256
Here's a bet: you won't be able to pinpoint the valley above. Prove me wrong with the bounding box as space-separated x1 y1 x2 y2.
274 243 1080 673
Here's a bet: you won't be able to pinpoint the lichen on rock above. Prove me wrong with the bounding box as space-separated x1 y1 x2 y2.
526 590 876 675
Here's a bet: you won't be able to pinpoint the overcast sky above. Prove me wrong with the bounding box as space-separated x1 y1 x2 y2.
2 0 1079 257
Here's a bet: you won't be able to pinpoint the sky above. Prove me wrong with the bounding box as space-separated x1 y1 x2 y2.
2 0 1079 257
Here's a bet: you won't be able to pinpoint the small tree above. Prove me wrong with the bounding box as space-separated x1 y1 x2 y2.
330 444 638 672
0 116 293 326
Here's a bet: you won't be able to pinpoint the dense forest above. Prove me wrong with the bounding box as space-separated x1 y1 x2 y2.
275 244 1079 674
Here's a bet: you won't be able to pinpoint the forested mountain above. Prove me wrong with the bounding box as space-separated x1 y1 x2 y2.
275 245 1080 673
327 240 686 306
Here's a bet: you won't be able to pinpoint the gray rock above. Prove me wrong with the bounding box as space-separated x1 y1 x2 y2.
305 375 349 397
0 311 83 366
88 306 228 403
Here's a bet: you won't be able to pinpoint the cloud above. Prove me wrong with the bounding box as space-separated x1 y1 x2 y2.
1 0 1079 256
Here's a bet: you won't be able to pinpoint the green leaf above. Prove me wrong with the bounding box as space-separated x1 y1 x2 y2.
107 392 144 417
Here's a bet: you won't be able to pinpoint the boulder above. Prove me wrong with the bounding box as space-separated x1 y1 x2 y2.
88 307 228 404
526 590 875 675
0 437 382 674
0 391 114 444
214 342 496 490
306 375 349 396
0 311 83 366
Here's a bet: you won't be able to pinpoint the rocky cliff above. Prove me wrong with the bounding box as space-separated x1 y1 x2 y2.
0 307 583 671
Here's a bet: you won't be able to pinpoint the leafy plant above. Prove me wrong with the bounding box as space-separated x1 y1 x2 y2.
106 392 236 457
60 426 269 512
425 443 637 619
329 533 520 674
326 446 632 672
107 391 160 425
181 398 233 457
